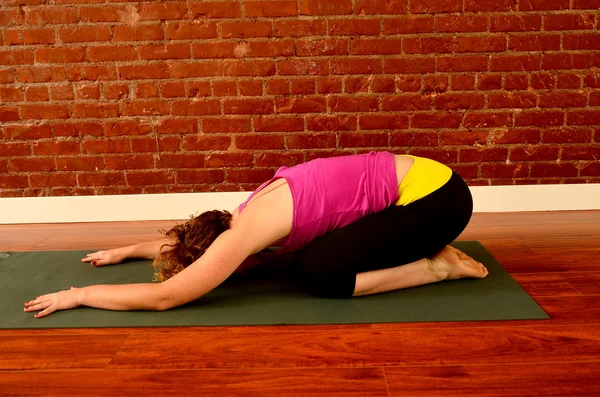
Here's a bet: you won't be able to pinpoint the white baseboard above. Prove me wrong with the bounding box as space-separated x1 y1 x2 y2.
1 184 599 224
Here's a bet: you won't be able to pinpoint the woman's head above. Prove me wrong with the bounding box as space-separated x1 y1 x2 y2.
152 210 232 281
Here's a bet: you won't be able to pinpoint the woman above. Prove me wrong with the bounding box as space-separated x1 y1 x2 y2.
24 151 488 318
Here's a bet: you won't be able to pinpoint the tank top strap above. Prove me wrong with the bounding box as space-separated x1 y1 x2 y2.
238 167 287 213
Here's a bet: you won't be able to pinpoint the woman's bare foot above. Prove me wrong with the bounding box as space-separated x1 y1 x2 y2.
428 246 489 281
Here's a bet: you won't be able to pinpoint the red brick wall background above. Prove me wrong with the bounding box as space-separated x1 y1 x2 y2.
1 0 599 197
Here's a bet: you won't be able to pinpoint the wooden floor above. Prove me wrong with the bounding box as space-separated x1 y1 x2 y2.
0 211 599 396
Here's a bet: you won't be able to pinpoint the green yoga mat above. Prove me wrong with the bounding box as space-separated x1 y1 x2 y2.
1 241 548 329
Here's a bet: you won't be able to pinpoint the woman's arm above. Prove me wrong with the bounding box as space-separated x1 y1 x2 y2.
82 237 172 266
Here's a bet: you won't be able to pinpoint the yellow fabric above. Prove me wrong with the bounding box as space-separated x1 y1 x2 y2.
395 155 452 206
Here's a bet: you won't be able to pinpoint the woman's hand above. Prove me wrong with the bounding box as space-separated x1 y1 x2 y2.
82 248 126 267
24 287 82 319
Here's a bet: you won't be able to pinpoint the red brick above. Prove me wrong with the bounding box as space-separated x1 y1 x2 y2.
331 58 382 74
0 175 29 189
557 74 582 89
25 86 49 102
136 83 159 99
438 56 488 72
138 43 190 61
267 79 290 95
543 127 592 143
542 54 592 70
410 0 462 13
540 92 587 108
0 50 35 66
564 34 600 50
407 149 458 163
256 152 304 167
276 97 327 113
53 122 102 138
273 20 327 37
9 157 55 172
80 5 126 23
453 165 479 179
235 134 284 150
403 37 454 54
545 14 595 30
355 0 408 14
531 163 577 178
106 155 154 170
328 19 380 36
291 78 316 95
177 169 226 184
254 116 305 132
317 77 342 94
202 117 252 133
105 84 129 100
412 113 462 128
119 101 167 117
113 25 163 41
182 136 231 151
516 111 564 127
245 1 297 17
384 57 435 74
396 75 422 91
464 113 512 128
573 0 600 8
227 169 276 184
82 139 130 154
30 173 77 188
0 70 15 84
520 0 570 10
278 59 329 75
247 41 295 58
16 66 66 83
122 64 172 81
451 75 475 90
491 128 540 144
436 16 487 33
220 21 272 38
345 77 370 94
296 39 348 57
491 55 540 71
307 115 357 131
591 92 600 107
224 99 274 115
478 74 502 90
156 154 204 169
341 133 389 148
371 77 396 93
350 38 403 55
460 148 508 162
131 138 158 153
206 153 254 168
0 142 31 157
580 162 600 177
78 172 126 187
165 22 218 40
190 2 242 18
456 36 507 53
511 146 560 161
26 7 78 25
238 80 263 96
490 15 541 32
391 132 438 147
158 137 182 152
188 82 212 97
212 81 237 96
383 16 434 34
567 111 600 126
481 163 528 178
329 96 379 112
488 93 536 108
5 28 55 45
503 74 528 90
67 65 118 81
359 114 409 130
158 119 198 134
436 93 485 110
127 171 175 187
382 95 432 111
299 0 353 15
440 130 489 145
59 26 111 43
22 104 69 119
32 141 80 155
172 100 221 116
508 35 560 51
465 0 517 11
562 146 600 160
0 107 20 122
287 134 337 149
137 2 189 20
531 73 555 89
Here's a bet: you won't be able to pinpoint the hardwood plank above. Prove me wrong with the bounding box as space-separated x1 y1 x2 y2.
511 273 582 297
108 325 600 369
563 272 600 296
0 368 389 397
0 335 127 370
385 362 600 397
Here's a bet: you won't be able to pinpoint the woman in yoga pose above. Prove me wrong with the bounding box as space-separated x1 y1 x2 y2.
24 151 488 318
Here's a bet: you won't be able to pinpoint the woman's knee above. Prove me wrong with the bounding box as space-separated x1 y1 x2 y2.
298 271 356 299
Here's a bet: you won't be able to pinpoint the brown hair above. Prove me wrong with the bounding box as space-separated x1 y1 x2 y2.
152 210 232 281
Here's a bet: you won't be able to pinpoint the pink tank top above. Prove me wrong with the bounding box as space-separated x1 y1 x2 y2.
239 151 399 252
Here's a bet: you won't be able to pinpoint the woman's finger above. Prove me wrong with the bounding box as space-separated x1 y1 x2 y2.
35 306 54 318
24 303 44 312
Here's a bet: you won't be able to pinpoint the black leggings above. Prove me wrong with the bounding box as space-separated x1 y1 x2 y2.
294 170 473 298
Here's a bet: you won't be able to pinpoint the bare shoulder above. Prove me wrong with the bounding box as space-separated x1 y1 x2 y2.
231 179 294 254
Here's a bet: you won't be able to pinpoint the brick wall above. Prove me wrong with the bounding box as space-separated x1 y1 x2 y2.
1 0 599 197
